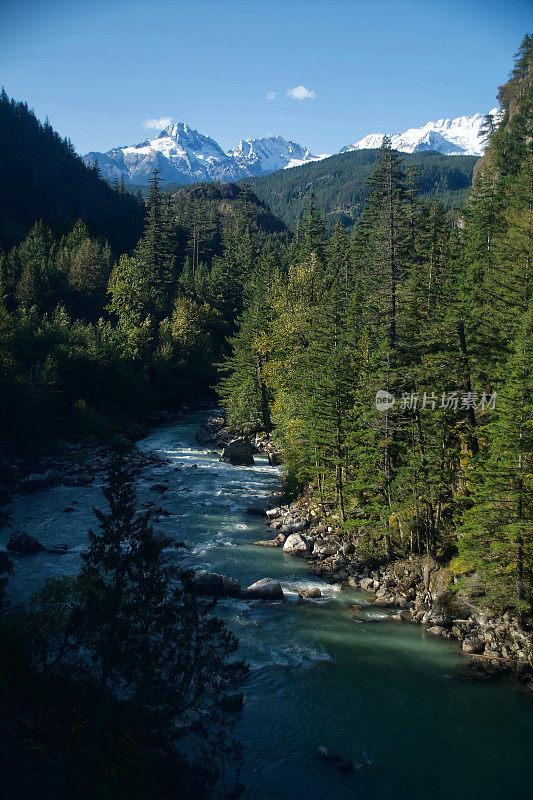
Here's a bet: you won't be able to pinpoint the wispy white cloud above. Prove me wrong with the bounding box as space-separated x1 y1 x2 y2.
287 85 316 101
143 116 172 130
266 90 277 101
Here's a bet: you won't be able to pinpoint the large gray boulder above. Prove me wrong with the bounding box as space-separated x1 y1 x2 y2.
242 578 284 601
283 533 312 555
219 438 255 466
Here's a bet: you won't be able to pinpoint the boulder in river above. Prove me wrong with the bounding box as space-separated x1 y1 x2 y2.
219 438 255 467
253 533 286 548
191 570 241 597
299 587 322 599
283 533 312 555
7 531 46 555
242 578 284 601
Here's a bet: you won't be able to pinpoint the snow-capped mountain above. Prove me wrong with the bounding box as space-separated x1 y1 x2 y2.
340 111 498 156
229 135 327 174
83 110 497 186
83 125 324 185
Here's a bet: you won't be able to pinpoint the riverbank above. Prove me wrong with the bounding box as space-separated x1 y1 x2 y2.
0 406 195 502
253 497 533 689
3 411 533 800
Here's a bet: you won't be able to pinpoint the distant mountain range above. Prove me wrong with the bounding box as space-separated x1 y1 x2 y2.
341 110 499 156
83 123 325 185
82 111 497 185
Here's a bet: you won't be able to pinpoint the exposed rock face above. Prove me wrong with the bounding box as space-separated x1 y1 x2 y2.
191 571 241 597
220 438 255 467
7 532 46 555
242 578 284 601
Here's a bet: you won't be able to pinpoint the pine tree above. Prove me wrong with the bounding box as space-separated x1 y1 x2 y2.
134 168 176 320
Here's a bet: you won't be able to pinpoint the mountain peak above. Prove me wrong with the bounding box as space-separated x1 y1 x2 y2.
82 109 495 186
340 110 498 157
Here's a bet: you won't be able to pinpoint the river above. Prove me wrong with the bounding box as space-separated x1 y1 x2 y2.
2 412 532 800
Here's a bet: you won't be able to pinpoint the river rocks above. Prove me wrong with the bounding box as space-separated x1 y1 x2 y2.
196 415 232 447
463 636 484 654
150 483 168 492
359 577 375 591
266 507 282 519
253 533 286 548
299 587 322 599
19 469 62 491
281 520 307 534
283 533 312 555
312 540 339 557
7 531 46 555
426 625 447 637
220 438 255 467
191 571 241 597
267 451 281 466
242 578 284 601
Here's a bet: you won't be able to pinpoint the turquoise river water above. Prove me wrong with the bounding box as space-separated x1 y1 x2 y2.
2 413 532 800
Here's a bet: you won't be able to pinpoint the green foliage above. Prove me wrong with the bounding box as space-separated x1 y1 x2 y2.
241 149 478 232
0 458 245 799
0 89 144 254
219 37 533 616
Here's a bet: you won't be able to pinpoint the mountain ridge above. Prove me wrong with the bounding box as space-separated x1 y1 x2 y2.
83 110 495 186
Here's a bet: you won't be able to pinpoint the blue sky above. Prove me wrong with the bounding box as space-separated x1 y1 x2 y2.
1 0 531 155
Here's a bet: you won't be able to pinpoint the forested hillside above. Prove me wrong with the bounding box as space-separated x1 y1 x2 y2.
0 158 287 448
0 90 145 254
242 149 478 230
221 36 532 618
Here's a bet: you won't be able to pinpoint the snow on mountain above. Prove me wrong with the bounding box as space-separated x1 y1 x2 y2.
84 122 244 185
228 135 327 175
83 125 324 185
83 110 498 186
340 110 499 156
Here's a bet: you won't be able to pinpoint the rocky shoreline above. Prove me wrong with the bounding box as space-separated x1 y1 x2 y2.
0 407 193 502
253 498 533 690
4 410 531 692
